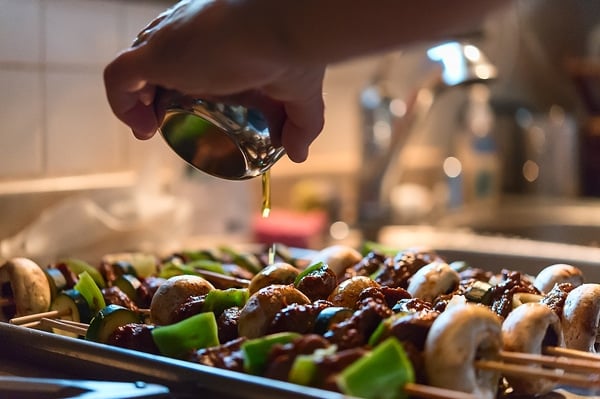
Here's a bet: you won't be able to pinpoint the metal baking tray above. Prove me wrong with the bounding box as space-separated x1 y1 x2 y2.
0 322 348 399
2 242 599 399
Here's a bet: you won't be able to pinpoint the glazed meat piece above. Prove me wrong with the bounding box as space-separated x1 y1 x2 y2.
459 267 493 282
264 334 331 381
172 295 205 323
342 251 388 281
190 336 247 372
296 266 337 301
386 310 439 351
358 286 412 309
107 323 160 355
317 347 370 392
217 306 241 343
488 270 540 318
392 298 434 313
540 282 575 317
136 276 166 308
372 249 438 289
102 286 139 311
267 300 332 335
324 295 393 350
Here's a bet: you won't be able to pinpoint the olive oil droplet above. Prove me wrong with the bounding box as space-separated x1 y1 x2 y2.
261 170 271 218
268 243 276 265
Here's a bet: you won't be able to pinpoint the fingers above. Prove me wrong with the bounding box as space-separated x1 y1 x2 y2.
280 92 325 163
103 49 159 139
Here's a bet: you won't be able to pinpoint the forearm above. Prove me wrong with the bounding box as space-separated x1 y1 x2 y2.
260 0 510 65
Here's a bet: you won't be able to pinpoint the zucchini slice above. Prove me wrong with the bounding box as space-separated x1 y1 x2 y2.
86 304 142 344
49 289 93 337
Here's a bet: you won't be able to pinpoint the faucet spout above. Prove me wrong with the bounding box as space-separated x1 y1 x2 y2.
357 41 497 240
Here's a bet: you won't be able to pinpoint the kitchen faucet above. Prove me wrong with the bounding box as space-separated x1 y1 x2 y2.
357 41 498 240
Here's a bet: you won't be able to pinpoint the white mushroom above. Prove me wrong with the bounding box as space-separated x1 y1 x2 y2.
150 275 215 325
424 303 502 399
534 263 584 294
309 245 362 278
0 257 51 321
502 302 564 395
248 262 299 295
238 284 310 339
562 283 600 353
406 261 460 303
327 276 380 309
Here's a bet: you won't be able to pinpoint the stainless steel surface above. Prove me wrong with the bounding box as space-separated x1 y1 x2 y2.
378 225 600 281
436 198 600 247
0 377 169 399
159 98 285 180
357 41 497 239
0 323 348 399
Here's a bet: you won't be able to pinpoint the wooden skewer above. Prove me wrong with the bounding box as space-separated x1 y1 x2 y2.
39 317 88 336
544 345 600 362
9 309 70 325
476 360 600 389
194 269 250 288
500 350 600 373
19 320 42 329
404 382 477 399
51 318 90 329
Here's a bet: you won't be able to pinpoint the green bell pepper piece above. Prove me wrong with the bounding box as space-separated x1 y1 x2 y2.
159 259 225 279
293 261 326 286
241 332 301 375
73 271 106 316
202 288 249 315
151 312 219 359
219 247 262 274
360 241 402 257
61 258 106 288
337 337 415 399
288 345 337 386
367 312 413 347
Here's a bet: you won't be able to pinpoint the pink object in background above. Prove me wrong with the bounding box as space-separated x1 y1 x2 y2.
252 209 328 249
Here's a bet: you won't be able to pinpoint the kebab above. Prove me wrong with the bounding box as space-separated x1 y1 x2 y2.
88 266 596 396
5 245 600 398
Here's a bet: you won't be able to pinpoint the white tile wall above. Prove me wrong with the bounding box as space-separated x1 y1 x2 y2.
45 70 123 174
0 70 44 177
0 0 42 63
0 0 173 183
44 0 122 66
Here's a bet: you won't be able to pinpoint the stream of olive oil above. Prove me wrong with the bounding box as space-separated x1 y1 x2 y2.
261 170 271 219
261 170 276 265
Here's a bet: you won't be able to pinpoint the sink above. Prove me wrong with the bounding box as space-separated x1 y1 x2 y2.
435 197 600 247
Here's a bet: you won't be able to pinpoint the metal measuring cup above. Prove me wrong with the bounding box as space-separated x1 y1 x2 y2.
131 5 285 180
159 96 285 180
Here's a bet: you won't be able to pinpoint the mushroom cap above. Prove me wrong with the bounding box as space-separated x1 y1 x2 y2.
238 284 310 339
150 275 214 325
562 283 600 353
248 262 300 295
502 302 564 394
406 261 460 303
309 245 362 278
534 263 584 294
0 257 51 321
327 276 379 309
425 303 502 399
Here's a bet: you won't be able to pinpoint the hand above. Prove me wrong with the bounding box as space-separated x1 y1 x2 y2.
103 0 326 162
